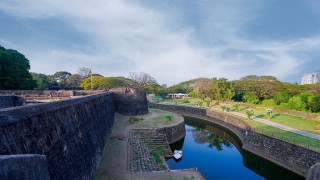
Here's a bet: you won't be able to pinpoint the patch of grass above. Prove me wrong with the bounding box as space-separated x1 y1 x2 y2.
234 114 320 151
165 114 173 121
151 150 166 170
238 107 320 135
183 177 195 180
181 99 191 104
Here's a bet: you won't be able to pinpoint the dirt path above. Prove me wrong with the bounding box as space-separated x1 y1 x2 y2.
95 109 204 180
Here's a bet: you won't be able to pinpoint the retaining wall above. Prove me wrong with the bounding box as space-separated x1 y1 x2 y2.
0 96 24 109
150 103 320 177
163 120 186 144
307 163 320 180
0 154 50 180
0 92 115 179
157 113 186 144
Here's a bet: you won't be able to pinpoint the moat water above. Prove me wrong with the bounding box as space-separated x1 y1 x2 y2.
166 116 304 180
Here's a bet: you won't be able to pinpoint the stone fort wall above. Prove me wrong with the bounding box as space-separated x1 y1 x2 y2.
0 88 148 179
0 93 115 179
0 96 24 109
110 88 148 115
150 103 320 177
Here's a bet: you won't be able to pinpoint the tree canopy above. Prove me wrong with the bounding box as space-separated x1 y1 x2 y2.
0 46 35 89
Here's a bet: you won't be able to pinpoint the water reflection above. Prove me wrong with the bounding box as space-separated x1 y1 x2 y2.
192 127 232 151
167 116 304 180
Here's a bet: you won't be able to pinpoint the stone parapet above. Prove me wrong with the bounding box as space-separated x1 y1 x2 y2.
0 154 50 180
0 96 24 109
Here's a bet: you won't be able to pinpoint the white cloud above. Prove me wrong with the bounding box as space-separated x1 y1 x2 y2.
0 0 319 85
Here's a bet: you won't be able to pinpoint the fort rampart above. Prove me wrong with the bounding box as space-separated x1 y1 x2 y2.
0 88 148 179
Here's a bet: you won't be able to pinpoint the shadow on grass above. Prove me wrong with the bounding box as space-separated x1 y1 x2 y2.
256 114 265 118
239 107 247 111
272 113 281 118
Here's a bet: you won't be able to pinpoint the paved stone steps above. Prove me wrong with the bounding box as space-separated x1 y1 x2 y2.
128 129 173 172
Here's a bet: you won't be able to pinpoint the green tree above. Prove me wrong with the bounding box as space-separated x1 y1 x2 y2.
308 96 320 112
189 91 198 98
212 78 235 101
31 72 50 89
168 79 199 94
273 92 291 105
288 96 306 111
234 75 284 101
266 108 273 119
246 109 254 119
50 71 71 88
204 97 211 107
99 76 131 89
194 78 213 99
242 92 259 104
261 99 277 106
233 102 240 111
0 46 35 89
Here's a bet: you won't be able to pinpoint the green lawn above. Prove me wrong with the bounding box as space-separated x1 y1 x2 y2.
225 111 320 152
236 106 320 135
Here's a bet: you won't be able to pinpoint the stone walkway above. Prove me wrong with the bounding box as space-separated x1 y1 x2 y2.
226 110 320 140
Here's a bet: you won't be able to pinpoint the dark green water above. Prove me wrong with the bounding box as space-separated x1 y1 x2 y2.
167 116 304 180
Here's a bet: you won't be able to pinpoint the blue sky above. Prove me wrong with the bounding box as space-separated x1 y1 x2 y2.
1 0 320 85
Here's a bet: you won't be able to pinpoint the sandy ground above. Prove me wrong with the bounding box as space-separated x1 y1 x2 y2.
95 109 205 180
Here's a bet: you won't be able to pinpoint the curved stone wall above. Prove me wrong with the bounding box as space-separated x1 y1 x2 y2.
150 103 320 177
161 114 186 144
307 163 320 180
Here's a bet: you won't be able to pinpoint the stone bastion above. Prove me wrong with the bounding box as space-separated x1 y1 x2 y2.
0 88 148 179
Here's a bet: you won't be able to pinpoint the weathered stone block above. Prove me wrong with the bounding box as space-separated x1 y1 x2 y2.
0 96 24 109
0 154 50 180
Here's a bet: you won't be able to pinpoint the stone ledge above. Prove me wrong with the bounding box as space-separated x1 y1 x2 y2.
0 154 50 180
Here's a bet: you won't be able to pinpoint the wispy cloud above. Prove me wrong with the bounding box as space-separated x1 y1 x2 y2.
0 0 319 85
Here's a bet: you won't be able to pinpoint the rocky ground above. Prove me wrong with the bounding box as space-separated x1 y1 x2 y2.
95 109 204 180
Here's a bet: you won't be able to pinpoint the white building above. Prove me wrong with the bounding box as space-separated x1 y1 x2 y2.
301 73 320 85
167 93 189 99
